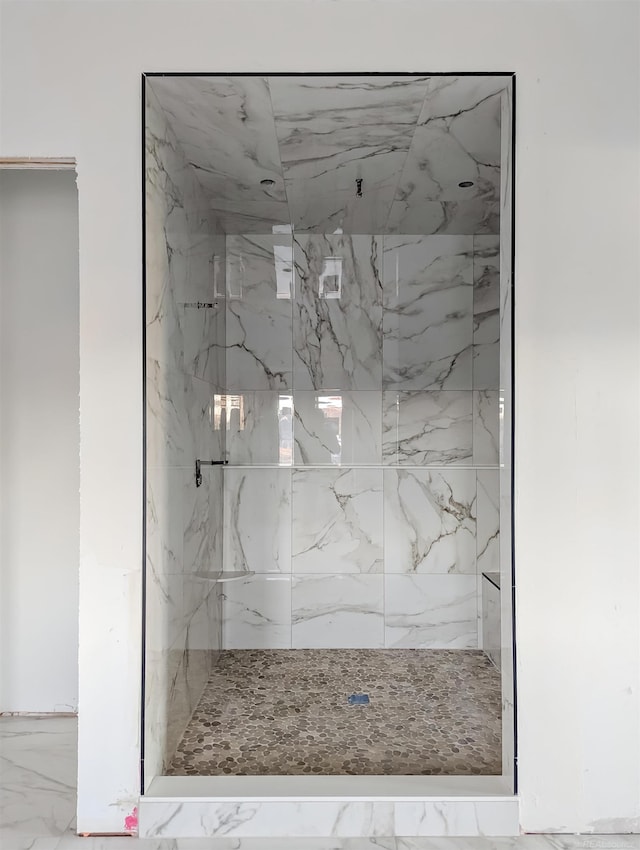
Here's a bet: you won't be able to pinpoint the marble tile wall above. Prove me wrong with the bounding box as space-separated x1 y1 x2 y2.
145 84 226 785
220 231 501 651
151 75 505 236
482 574 502 668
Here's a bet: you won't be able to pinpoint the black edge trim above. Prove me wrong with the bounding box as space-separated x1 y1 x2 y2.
138 70 518 795
510 73 519 796
140 72 147 796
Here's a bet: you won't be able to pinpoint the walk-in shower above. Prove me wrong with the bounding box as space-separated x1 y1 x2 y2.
143 73 514 791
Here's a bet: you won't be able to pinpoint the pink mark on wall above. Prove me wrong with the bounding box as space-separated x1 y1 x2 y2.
124 806 138 833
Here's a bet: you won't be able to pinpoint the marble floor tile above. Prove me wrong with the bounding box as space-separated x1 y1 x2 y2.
52 836 640 850
168 649 500 777
397 841 640 850
3 717 635 848
0 716 77 850
58 839 395 850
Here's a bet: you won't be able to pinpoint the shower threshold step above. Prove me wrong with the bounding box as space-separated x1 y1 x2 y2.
139 775 519 839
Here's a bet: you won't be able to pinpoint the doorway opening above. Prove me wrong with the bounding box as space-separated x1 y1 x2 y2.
141 73 515 793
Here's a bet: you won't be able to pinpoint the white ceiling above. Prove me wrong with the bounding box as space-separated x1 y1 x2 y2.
148 74 507 234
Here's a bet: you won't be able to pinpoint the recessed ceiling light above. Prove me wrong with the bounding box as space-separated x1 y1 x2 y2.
260 178 275 187
458 180 474 188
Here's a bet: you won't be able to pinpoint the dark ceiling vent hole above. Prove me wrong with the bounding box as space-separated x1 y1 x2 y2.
458 180 474 188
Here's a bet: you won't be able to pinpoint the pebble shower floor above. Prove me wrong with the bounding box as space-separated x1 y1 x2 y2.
168 649 502 776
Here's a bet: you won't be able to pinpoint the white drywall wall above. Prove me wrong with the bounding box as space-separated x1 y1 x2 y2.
0 169 80 712
0 0 637 834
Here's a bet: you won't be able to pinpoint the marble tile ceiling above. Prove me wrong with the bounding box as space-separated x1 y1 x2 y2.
148 75 508 234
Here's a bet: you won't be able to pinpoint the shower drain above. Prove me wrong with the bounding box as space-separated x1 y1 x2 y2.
347 693 370 705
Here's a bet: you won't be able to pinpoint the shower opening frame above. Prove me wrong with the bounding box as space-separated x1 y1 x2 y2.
139 70 518 836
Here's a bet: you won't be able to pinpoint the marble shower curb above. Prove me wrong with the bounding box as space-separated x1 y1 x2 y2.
138 776 519 838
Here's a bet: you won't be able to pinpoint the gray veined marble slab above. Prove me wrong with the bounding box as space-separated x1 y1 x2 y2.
0 716 77 850
476 468 500 576
182 296 226 390
394 800 518 836
382 235 473 390
148 76 289 231
157 615 217 772
269 76 429 233
473 390 500 466
222 575 292 649
292 468 383 574
225 390 293 465
146 358 191 468
386 76 504 232
386 198 500 236
223 468 292 574
293 390 382 466
383 469 476 575
145 567 185 653
473 235 500 390
139 799 396 839
183 464 224 579
482 574 502 669
147 83 224 377
145 208 185 376
293 235 383 390
382 390 473 466
149 74 504 236
145 89 187 373
146 465 183 580
384 574 478 648
182 230 226 388
475 468 500 647
292 574 384 648
185 374 223 462
144 82 226 785
225 234 293 390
